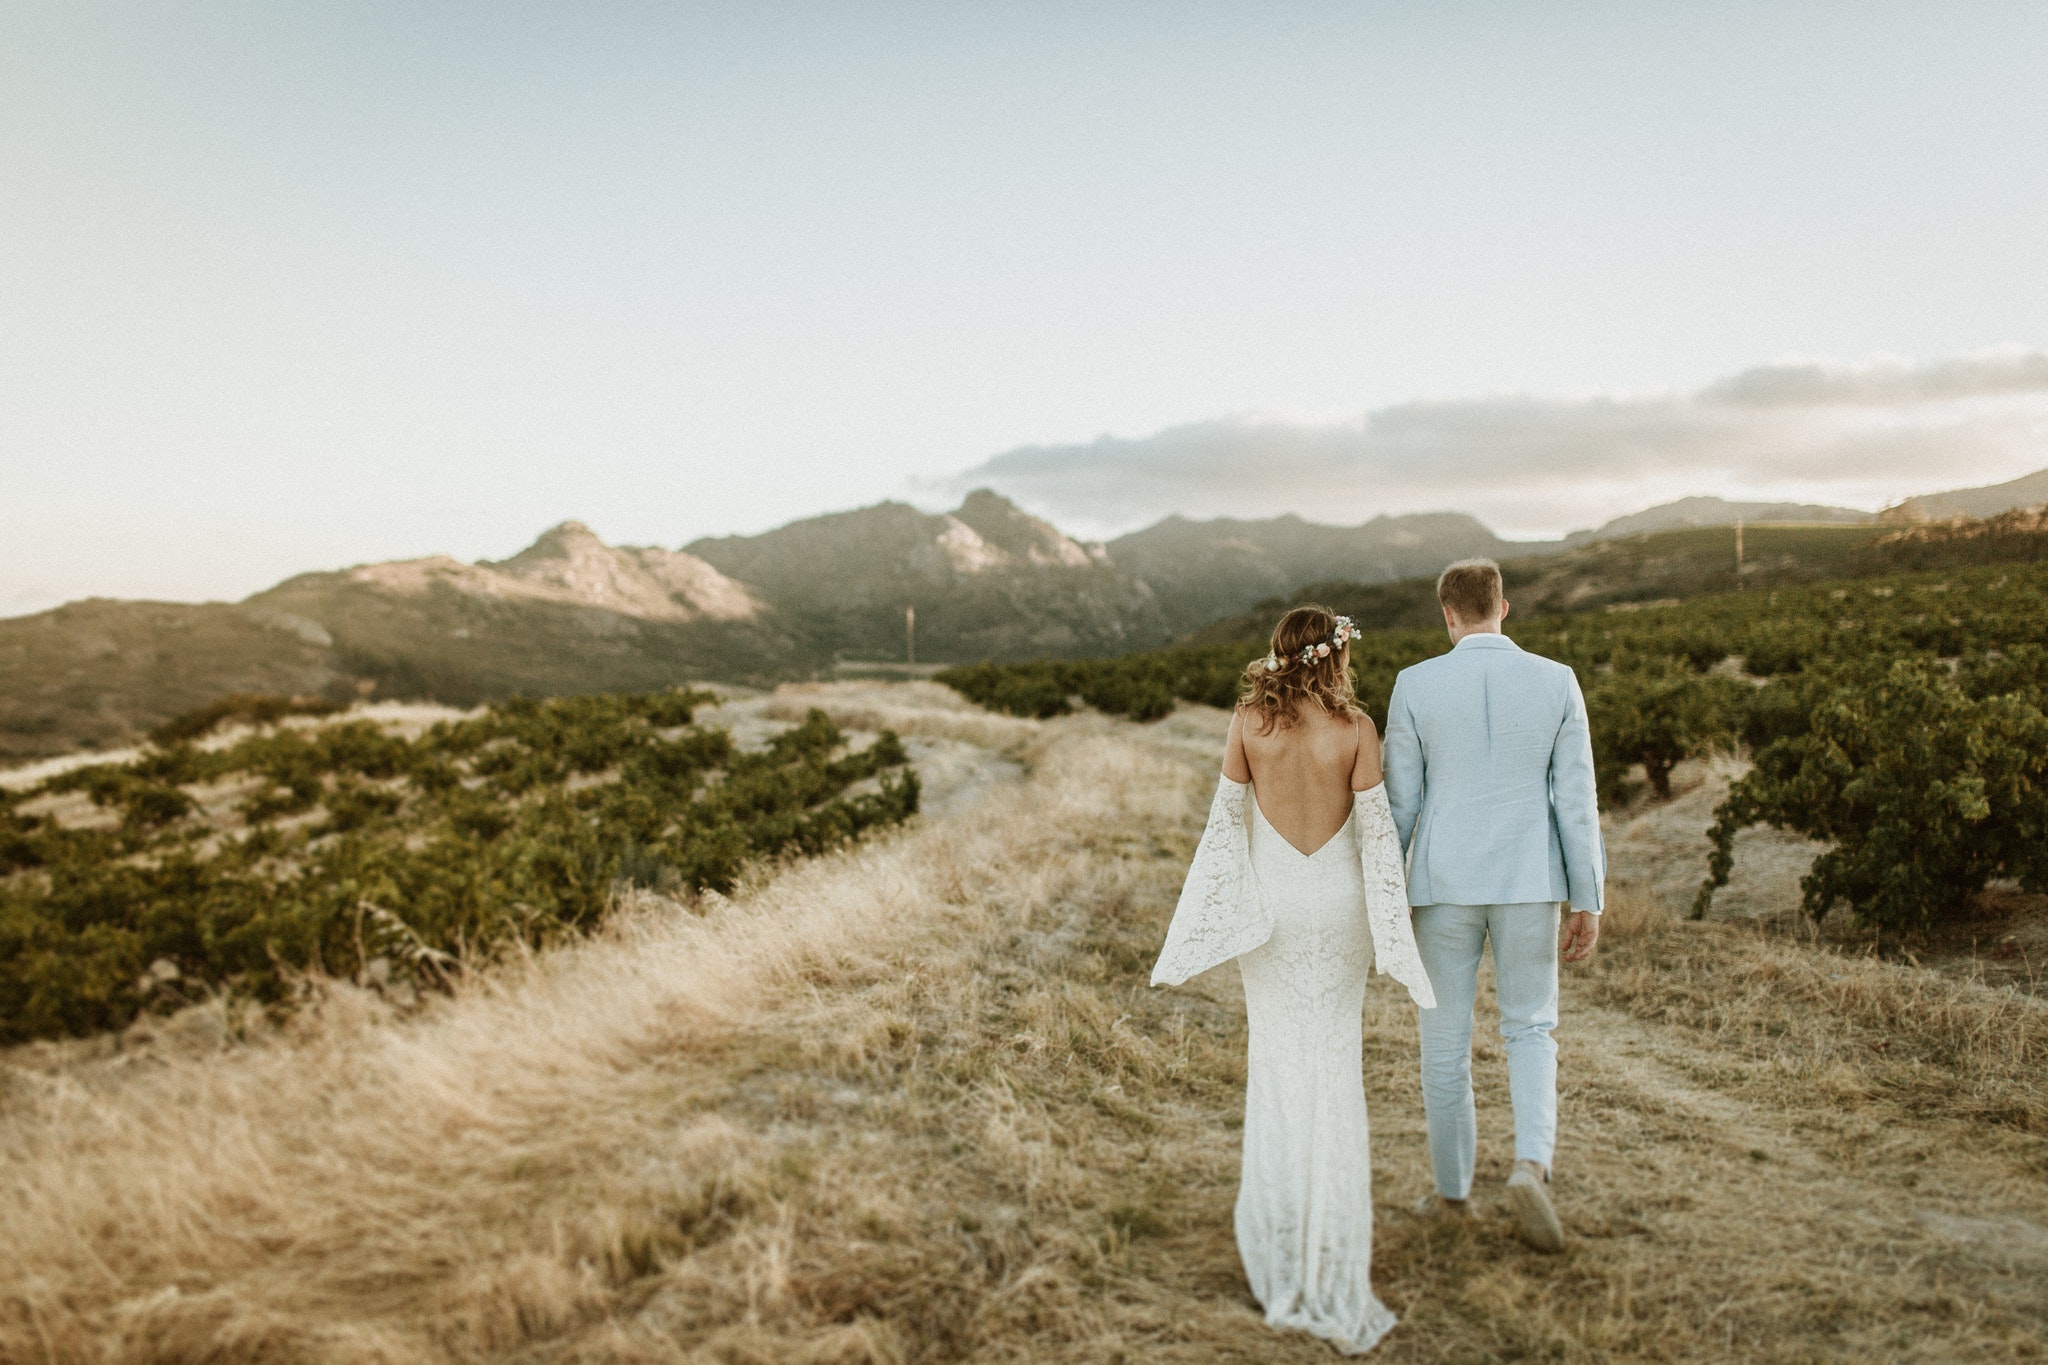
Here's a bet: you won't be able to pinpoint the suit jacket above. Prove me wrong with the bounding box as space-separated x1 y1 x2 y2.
1382 633 1605 912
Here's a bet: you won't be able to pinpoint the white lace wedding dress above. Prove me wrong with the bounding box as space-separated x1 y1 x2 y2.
1153 777 1435 1356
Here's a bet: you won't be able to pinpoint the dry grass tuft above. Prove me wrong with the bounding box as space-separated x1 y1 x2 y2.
1593 884 1672 940
1590 917 2048 1135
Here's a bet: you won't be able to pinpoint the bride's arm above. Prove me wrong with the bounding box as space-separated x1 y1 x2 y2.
1151 766 1267 987
1223 707 1251 783
1350 713 1383 792
1353 783 1437 1009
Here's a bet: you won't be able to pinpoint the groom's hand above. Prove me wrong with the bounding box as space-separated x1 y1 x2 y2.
1561 910 1599 963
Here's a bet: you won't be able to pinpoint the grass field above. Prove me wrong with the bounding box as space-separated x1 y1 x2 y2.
3 685 2045 1362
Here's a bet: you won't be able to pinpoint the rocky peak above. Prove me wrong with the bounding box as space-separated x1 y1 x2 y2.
950 489 1094 568
341 522 763 623
486 521 649 604
492 520 607 570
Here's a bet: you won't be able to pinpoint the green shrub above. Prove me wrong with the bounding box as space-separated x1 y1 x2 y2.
151 693 342 745
936 662 1079 719
945 560 2048 936
1585 670 1746 801
1696 656 2048 928
0 690 919 1043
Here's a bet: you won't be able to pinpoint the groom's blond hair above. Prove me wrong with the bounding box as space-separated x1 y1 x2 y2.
1437 558 1503 624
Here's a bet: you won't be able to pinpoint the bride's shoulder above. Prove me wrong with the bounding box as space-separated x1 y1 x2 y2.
1233 700 1275 732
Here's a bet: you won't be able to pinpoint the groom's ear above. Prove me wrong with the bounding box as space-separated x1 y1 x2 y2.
1500 600 1511 624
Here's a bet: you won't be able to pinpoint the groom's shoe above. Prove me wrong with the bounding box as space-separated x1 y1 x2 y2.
1411 1193 1474 1219
1506 1160 1565 1252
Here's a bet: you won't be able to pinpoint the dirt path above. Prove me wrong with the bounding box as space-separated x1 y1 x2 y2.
1155 893 2048 1361
1545 999 2048 1359
1117 709 2048 1362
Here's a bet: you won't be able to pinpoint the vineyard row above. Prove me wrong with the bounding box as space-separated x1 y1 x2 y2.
939 561 2048 931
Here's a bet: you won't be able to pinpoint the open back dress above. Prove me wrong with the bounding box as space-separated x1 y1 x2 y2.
1153 776 1435 1355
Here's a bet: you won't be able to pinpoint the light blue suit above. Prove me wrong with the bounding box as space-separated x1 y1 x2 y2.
1381 631 1605 1194
1382 633 1605 914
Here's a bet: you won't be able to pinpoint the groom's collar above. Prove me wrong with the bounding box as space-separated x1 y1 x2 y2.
1451 632 1519 651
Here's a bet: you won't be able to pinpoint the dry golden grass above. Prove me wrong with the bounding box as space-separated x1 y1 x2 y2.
1590 911 2048 1136
0 717 1203 1361
4 693 2046 1363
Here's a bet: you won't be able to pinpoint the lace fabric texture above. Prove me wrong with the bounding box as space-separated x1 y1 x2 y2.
1149 777 1436 1008
1353 785 1437 1009
1153 778 1433 1354
1150 777 1271 987
1235 795 1397 1354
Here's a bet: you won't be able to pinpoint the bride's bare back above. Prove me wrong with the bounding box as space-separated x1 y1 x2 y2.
1223 702 1383 856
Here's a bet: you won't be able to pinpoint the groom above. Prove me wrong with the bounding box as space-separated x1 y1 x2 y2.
1381 558 1605 1252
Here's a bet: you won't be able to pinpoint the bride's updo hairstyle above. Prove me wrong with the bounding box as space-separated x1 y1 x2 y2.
1240 604 1366 733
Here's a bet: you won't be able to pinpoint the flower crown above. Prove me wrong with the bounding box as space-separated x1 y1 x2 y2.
1263 615 1360 672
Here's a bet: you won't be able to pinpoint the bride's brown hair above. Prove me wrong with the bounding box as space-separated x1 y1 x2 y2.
1239 604 1366 733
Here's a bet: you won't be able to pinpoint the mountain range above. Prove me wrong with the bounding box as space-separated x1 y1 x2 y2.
1880 466 2048 522
685 489 1167 661
1104 510 1542 634
5 469 2044 760
0 524 805 761
1564 496 1872 544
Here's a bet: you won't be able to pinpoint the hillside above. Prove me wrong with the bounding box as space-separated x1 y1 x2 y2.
0 599 341 762
1182 521 1888 645
1873 502 2048 568
1182 507 2048 648
1563 494 1870 544
1885 465 2048 521
1103 510 1546 634
684 494 1573 654
249 522 806 704
0 495 1182 764
10 471 2041 765
1501 520 1883 614
0 524 813 762
5 685 2042 1360
686 490 1173 662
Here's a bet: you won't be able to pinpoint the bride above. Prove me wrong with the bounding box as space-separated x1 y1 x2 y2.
1152 605 1435 1355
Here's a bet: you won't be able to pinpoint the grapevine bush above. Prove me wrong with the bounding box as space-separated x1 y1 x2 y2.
1694 652 2048 928
943 561 2048 928
0 692 917 1042
1583 669 1748 802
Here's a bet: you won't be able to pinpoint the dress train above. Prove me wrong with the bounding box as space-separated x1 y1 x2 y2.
1153 777 1433 1355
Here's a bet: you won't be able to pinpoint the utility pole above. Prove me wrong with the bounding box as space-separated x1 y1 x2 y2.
905 605 916 665
1735 518 1745 584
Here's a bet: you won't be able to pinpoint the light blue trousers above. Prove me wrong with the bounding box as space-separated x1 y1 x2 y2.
1412 902 1560 1199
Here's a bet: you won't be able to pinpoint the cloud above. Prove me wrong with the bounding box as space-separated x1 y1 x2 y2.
1700 348 2048 407
932 350 2048 540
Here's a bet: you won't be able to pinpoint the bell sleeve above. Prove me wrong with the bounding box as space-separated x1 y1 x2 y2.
1353 784 1437 1008
1151 775 1272 987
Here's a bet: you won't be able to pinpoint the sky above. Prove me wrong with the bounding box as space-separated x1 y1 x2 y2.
4 2 2047 615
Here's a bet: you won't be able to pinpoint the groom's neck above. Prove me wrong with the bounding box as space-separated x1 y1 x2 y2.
1445 614 1505 643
